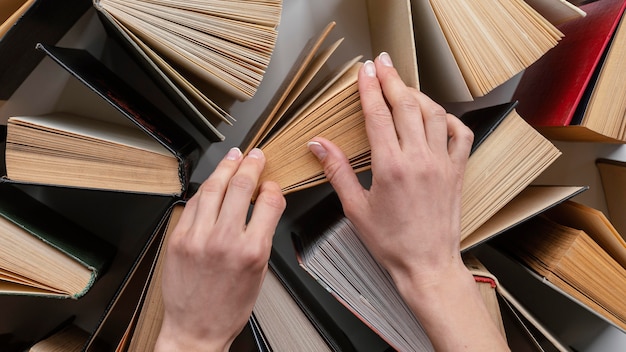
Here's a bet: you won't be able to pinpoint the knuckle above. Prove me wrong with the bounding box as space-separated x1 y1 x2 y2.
239 244 269 269
394 94 421 113
426 104 447 119
229 173 257 193
257 186 286 210
323 158 345 182
197 178 223 196
460 124 475 144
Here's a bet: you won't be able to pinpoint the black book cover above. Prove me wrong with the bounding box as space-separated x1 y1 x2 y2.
0 182 116 299
0 0 91 100
93 6 225 142
459 101 518 154
4 43 201 198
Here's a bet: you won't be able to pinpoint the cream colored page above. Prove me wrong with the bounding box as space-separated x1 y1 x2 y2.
524 0 585 25
9 114 172 156
461 186 585 250
366 0 419 88
409 0 471 102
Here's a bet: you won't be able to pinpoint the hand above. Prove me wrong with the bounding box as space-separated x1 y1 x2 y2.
308 53 509 351
308 52 473 285
155 148 286 352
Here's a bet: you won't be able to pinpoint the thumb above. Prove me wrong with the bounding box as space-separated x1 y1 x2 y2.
308 138 365 207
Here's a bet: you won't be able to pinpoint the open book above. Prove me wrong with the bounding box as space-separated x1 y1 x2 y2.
492 201 626 332
3 44 201 196
513 0 626 142
93 0 282 138
411 0 564 102
291 179 583 351
0 183 115 299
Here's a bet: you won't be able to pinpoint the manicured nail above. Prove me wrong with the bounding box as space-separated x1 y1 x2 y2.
248 148 264 159
307 141 327 160
379 52 393 67
225 147 242 160
363 60 376 77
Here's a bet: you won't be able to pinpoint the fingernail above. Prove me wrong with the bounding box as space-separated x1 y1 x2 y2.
363 60 376 77
248 148 264 159
225 147 242 160
307 141 327 160
379 52 393 67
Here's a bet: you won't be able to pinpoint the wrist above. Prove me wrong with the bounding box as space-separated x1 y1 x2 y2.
155 320 231 352
391 256 475 309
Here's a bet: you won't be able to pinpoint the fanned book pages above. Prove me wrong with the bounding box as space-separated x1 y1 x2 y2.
492 201 626 332
94 0 282 139
411 0 564 102
295 217 435 352
240 21 364 195
513 0 626 143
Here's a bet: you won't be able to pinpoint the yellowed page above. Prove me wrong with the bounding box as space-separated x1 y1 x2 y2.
366 0 419 89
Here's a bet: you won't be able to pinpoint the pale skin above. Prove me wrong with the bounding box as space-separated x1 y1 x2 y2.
155 52 510 351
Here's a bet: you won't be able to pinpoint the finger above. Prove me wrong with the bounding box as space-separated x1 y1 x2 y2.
246 180 286 247
358 59 398 161
215 148 266 230
373 53 426 150
415 92 449 155
192 147 244 225
308 138 366 209
446 114 474 171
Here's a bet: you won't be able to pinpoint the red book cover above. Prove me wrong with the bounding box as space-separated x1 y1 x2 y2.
513 0 626 127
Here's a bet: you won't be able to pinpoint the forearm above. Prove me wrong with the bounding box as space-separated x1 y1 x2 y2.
393 260 510 352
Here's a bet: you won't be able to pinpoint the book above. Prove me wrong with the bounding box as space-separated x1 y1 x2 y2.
465 254 571 352
29 324 88 352
240 8 421 195
124 203 183 352
411 0 563 103
119 201 352 352
252 249 359 352
492 201 626 332
295 216 434 351
513 0 626 142
523 0 586 26
0 183 115 299
82 202 179 351
454 102 561 239
93 0 282 137
463 255 507 340
0 0 91 103
296 216 572 351
2 44 201 196
460 185 587 251
28 322 109 352
596 158 626 237
252 267 334 352
241 23 560 200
